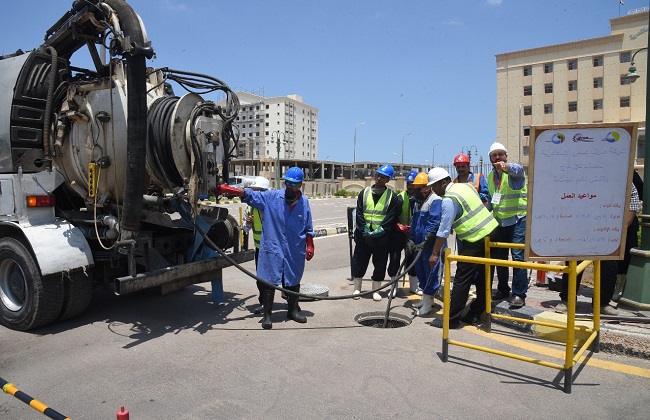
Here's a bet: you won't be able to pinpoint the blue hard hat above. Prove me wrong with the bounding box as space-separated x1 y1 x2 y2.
405 169 418 183
376 164 394 179
283 166 304 183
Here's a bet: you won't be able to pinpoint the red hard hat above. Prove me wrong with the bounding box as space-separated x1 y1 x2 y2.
454 153 470 165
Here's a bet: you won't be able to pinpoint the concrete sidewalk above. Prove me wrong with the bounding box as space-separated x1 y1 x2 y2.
432 256 650 359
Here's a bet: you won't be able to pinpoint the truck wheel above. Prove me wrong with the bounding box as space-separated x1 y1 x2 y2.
58 269 94 321
0 238 64 331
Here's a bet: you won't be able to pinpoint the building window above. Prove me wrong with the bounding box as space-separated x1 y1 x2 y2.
620 51 631 63
523 127 530 136
523 65 532 76
568 80 578 91
621 74 631 85
568 59 578 70
523 85 532 96
593 55 604 67
593 77 603 88
544 104 553 114
523 106 532 116
621 96 630 107
568 101 577 112
593 99 603 110
544 63 553 73
545 83 553 94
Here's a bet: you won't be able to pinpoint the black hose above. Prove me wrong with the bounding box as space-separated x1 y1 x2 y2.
147 96 184 188
104 0 151 236
42 46 58 160
178 199 420 301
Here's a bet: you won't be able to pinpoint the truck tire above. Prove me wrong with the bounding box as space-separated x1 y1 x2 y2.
58 269 94 321
0 238 64 331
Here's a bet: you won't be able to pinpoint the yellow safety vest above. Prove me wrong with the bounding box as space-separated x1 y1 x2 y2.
446 183 498 242
397 190 411 225
362 186 394 231
248 206 263 249
487 171 527 220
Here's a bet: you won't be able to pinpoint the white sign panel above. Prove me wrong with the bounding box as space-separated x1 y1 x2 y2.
528 126 633 259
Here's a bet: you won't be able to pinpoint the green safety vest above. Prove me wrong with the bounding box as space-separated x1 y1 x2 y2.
362 186 394 231
397 190 411 225
446 183 498 242
487 171 527 220
248 206 263 249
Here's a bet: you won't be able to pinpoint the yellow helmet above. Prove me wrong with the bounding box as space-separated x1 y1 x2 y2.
412 172 429 187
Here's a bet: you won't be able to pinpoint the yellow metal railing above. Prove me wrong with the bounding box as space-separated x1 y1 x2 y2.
440 239 601 393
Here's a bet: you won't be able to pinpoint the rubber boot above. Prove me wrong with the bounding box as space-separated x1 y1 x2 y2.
285 285 307 323
253 280 265 314
353 277 363 299
612 274 626 302
386 282 397 298
417 294 434 316
372 281 383 302
409 275 419 294
261 284 275 330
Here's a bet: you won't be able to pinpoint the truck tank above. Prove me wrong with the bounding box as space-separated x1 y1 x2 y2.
0 0 253 331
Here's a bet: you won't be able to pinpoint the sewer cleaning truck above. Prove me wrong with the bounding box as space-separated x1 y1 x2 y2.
0 0 253 331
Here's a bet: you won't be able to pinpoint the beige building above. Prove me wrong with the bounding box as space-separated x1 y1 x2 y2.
496 9 648 166
232 91 319 162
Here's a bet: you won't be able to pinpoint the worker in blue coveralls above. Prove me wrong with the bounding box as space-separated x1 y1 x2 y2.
215 167 315 330
406 172 443 316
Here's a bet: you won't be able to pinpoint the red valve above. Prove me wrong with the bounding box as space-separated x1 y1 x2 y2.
117 406 130 420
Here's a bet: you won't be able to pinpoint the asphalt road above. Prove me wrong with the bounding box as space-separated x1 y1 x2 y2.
1 199 649 419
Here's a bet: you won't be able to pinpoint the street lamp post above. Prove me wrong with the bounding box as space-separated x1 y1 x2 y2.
271 130 285 189
401 132 412 175
353 122 365 180
519 102 523 164
461 145 479 172
432 143 439 168
622 45 650 308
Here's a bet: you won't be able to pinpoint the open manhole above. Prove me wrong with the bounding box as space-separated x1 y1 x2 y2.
354 311 412 328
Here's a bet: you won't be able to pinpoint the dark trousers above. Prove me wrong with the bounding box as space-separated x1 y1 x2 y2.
619 217 639 275
560 260 617 307
449 239 487 324
387 233 408 277
352 231 390 281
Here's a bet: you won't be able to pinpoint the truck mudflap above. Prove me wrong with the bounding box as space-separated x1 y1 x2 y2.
14 220 94 276
114 249 255 295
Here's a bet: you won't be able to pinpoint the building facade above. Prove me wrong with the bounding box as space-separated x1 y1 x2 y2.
496 9 648 166
233 91 319 162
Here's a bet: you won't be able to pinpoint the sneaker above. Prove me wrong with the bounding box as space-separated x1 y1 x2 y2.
492 290 510 300
460 313 478 325
415 287 424 296
431 318 461 329
554 302 568 313
510 296 525 308
601 305 621 316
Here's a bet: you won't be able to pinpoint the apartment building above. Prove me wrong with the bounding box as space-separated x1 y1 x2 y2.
496 9 648 166
233 91 319 162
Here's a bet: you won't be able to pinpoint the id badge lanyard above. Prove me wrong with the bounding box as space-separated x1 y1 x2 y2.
491 172 502 205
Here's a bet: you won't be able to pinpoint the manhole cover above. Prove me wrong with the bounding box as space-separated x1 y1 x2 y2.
299 283 329 301
354 311 411 328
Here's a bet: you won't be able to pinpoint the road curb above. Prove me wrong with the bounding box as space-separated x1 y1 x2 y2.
490 303 650 358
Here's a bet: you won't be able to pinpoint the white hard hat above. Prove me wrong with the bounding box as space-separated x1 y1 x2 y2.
427 167 451 186
489 142 508 157
250 176 271 190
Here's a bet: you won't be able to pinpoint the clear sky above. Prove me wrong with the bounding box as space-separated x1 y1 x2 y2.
2 0 648 167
